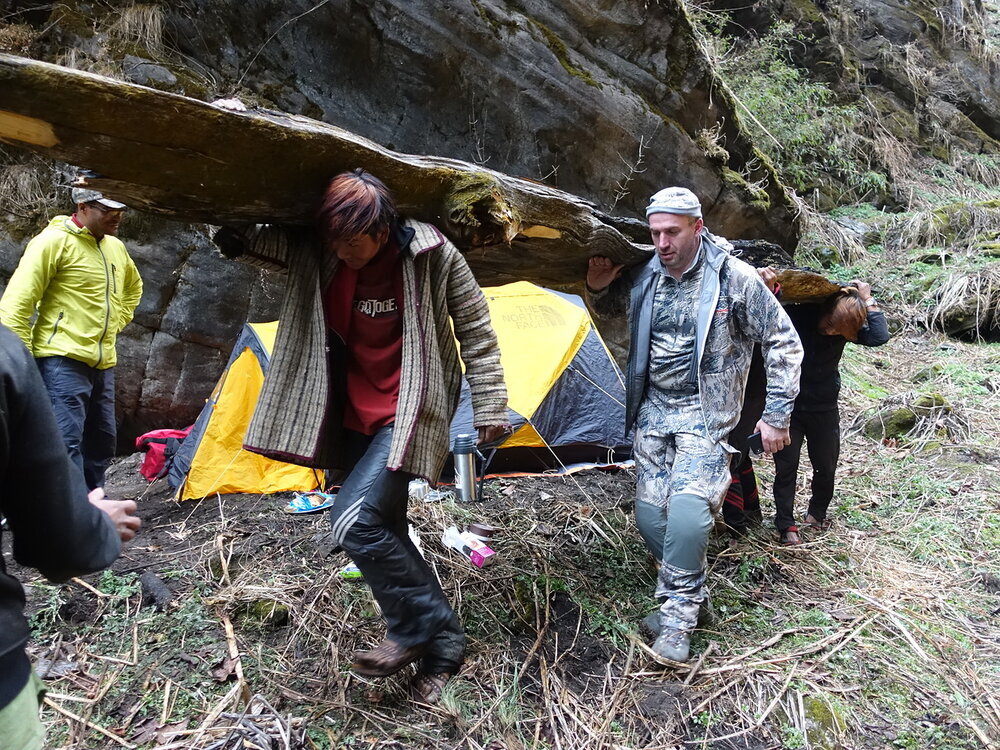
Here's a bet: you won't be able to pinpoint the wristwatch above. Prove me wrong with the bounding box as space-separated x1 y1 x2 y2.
865 297 878 308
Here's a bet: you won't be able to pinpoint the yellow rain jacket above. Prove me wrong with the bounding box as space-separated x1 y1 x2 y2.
0 215 143 369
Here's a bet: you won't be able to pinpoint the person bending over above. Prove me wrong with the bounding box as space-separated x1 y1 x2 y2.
773 281 889 544
214 169 509 703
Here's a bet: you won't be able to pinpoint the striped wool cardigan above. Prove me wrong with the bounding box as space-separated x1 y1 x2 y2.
234 219 509 481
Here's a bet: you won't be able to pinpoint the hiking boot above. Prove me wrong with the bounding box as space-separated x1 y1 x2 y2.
641 600 714 638
641 610 661 638
652 626 691 662
352 638 428 678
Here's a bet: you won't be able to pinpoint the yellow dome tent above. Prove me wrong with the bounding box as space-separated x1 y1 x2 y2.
167 322 323 500
167 283 627 499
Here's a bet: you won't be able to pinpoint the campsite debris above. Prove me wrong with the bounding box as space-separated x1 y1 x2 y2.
423 488 455 503
284 491 336 514
467 522 500 543
408 478 430 500
442 525 497 567
338 563 363 581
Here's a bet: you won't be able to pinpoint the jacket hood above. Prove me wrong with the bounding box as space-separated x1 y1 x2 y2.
47 215 95 240
397 218 446 257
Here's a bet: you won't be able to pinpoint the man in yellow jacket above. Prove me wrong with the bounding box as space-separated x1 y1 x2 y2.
0 187 143 490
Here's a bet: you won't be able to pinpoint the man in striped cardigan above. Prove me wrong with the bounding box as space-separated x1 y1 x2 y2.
215 170 510 704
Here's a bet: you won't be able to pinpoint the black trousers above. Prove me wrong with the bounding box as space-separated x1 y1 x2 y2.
329 425 464 674
721 452 762 535
772 408 840 531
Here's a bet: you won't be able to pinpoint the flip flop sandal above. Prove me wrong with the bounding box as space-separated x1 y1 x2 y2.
410 672 452 705
803 517 833 532
780 526 802 546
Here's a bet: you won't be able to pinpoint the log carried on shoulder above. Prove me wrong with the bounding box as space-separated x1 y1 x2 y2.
0 53 839 298
0 52 645 287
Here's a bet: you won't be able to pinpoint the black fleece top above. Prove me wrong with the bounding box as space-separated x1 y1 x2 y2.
784 303 890 411
0 325 120 708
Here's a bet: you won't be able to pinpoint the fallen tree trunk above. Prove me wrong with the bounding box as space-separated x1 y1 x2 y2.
0 52 840 299
0 52 651 286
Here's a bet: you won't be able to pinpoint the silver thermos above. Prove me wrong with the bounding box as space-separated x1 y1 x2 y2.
453 433 479 503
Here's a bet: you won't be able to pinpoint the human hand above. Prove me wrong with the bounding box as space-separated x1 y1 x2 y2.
754 419 791 456
757 266 778 292
478 424 512 446
587 256 624 292
849 279 872 300
88 488 141 543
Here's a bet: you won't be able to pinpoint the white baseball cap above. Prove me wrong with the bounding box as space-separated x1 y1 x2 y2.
71 187 126 210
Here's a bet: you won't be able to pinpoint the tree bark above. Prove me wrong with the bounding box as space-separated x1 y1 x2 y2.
0 52 649 287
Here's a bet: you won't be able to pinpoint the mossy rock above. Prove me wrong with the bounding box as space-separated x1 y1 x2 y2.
787 0 825 25
721 167 769 206
238 599 290 627
885 315 906 336
912 392 950 415
863 393 951 440
48 3 96 39
911 364 943 382
912 250 949 265
531 20 601 89
802 696 847 749
938 305 986 339
207 552 252 580
863 407 916 440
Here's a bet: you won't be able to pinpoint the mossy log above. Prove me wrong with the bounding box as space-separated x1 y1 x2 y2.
0 52 646 286
0 53 842 296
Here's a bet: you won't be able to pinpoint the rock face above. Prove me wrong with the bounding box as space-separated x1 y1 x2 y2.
163 0 799 246
710 0 1000 180
0 218 284 442
112 219 285 440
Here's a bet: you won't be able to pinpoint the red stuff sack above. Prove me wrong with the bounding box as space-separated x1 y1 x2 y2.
135 427 192 481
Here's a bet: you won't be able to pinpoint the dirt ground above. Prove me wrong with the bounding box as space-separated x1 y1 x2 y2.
11 322 1000 750
18 455 722 748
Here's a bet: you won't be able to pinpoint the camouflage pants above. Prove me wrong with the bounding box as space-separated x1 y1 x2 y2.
634 425 732 632
634 429 733 513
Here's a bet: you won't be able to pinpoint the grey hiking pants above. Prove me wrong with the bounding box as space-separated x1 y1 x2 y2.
633 428 732 631
36 356 116 490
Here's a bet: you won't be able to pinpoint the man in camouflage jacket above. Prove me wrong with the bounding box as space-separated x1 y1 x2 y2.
586 187 802 662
